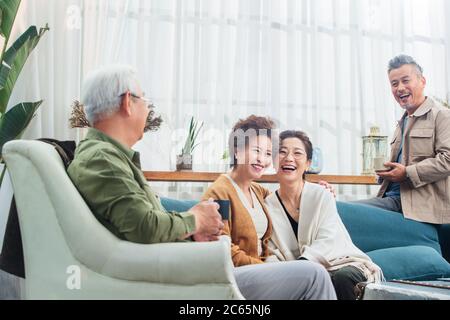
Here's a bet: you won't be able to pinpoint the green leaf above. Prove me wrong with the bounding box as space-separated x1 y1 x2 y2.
181 116 204 155
0 0 21 45
0 24 49 113
183 117 194 154
182 117 203 154
188 117 194 136
192 122 203 145
191 142 200 153
221 149 229 160
0 100 42 157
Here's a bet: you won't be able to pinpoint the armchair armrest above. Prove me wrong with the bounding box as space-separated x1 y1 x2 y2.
100 236 237 286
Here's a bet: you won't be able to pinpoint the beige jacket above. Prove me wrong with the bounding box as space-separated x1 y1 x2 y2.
377 97 450 224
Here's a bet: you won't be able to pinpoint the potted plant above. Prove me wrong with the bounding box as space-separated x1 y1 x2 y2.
220 149 230 172
176 116 203 171
0 0 48 299
0 0 49 185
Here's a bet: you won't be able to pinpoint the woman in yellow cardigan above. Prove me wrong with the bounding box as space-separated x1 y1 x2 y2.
202 115 336 300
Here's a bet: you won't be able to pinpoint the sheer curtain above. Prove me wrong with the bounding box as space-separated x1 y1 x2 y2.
9 0 83 140
11 0 450 199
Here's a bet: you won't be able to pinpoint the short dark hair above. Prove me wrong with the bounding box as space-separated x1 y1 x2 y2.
388 54 423 76
279 130 313 179
228 115 277 167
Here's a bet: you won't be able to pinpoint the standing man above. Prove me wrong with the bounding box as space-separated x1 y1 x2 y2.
357 54 450 224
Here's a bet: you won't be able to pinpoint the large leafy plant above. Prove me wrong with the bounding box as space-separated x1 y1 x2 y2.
0 0 49 183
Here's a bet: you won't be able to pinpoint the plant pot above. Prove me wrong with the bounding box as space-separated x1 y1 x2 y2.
176 154 193 171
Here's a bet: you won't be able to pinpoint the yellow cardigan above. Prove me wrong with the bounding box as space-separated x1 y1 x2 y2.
202 174 272 267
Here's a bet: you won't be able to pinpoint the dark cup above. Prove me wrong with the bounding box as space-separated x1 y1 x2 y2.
214 200 230 220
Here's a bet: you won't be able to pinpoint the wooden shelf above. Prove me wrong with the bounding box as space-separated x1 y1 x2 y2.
143 171 378 185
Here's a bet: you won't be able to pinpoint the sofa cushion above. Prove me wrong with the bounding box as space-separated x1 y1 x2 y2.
336 202 441 254
160 197 450 280
367 245 450 281
161 197 198 213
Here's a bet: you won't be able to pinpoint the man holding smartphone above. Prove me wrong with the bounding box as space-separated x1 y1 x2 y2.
356 54 450 225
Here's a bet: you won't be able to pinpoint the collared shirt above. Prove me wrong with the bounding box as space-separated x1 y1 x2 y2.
385 116 409 198
67 128 196 244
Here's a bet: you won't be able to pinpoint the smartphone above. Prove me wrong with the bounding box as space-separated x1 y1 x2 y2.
375 167 392 173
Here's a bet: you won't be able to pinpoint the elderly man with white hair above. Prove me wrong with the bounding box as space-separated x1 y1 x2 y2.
67 65 337 300
68 65 223 243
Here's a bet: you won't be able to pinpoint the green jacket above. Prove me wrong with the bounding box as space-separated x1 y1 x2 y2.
67 128 196 243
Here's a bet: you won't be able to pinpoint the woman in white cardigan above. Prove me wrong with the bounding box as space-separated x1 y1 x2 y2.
265 130 383 300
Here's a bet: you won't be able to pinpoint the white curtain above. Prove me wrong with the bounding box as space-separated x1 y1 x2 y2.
10 0 450 199
9 0 83 140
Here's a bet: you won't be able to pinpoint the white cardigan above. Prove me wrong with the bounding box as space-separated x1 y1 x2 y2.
265 182 382 282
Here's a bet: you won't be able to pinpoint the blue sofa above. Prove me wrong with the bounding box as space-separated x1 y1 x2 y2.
161 197 450 281
336 202 450 281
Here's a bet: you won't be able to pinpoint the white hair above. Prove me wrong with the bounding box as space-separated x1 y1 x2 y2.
81 65 140 125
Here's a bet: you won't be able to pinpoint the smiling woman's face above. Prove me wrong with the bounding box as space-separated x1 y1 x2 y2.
235 135 273 180
276 137 311 183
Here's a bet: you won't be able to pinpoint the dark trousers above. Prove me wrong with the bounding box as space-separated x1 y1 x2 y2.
352 197 402 213
329 266 367 300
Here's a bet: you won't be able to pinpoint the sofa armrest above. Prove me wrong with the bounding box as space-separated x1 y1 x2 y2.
100 236 237 286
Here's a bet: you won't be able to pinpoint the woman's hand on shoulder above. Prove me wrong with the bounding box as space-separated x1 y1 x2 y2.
318 180 336 198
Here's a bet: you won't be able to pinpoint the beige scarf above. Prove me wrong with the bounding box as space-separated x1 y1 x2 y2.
266 182 383 283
